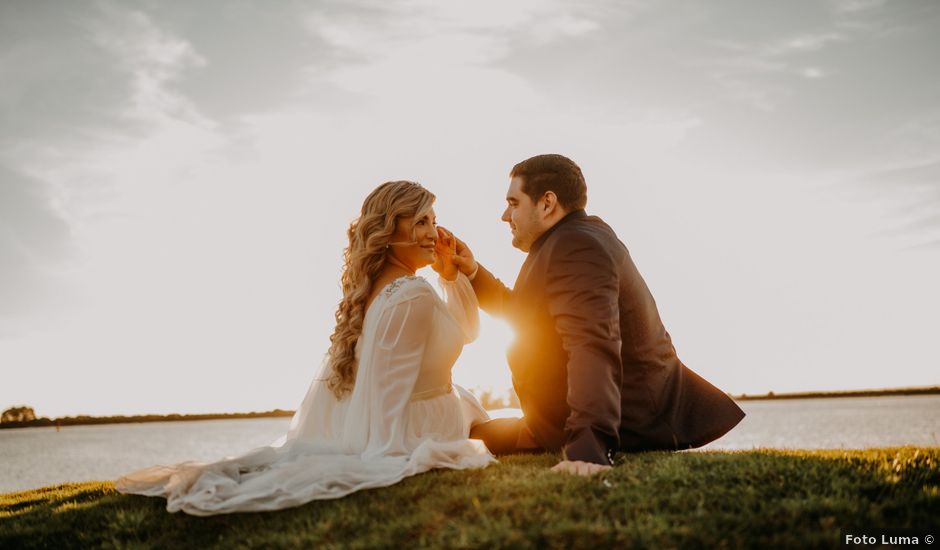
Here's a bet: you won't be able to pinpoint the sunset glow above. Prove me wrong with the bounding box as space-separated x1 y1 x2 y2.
2 0 938 418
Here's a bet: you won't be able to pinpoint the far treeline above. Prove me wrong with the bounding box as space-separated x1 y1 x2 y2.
1 386 937 430
0 409 294 430
732 386 940 401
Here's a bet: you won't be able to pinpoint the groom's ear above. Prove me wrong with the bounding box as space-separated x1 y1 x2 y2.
541 191 559 215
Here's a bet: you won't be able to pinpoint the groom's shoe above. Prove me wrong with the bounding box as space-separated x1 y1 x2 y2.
470 417 542 456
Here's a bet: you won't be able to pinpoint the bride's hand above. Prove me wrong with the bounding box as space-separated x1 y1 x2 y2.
432 226 458 281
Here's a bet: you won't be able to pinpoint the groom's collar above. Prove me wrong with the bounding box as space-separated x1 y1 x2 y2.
530 209 587 254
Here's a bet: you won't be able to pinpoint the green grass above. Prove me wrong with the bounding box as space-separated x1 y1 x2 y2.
2 448 938 549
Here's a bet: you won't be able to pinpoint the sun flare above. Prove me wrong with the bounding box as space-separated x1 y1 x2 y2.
453 313 516 400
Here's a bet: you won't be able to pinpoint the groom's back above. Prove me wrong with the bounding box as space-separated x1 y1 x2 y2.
533 212 744 453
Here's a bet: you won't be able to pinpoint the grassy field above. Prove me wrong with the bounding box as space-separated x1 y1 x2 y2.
1 447 937 549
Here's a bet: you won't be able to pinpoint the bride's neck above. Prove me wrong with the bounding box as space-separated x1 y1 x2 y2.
384 254 415 275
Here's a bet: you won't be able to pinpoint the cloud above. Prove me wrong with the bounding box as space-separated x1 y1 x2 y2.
801 67 828 79
302 0 603 77
0 167 74 335
294 0 691 152
0 2 220 220
89 3 213 129
706 30 846 110
769 32 846 55
0 1 226 338
832 109 940 246
854 157 940 230
829 0 887 14
0 4 129 143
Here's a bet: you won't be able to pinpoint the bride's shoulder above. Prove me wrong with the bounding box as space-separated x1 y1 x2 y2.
382 275 435 304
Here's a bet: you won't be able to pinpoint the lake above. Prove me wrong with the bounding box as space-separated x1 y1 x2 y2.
1 395 937 494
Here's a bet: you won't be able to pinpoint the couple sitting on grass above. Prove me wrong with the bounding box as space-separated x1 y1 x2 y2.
117 154 744 515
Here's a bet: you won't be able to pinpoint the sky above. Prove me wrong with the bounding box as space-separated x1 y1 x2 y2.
1 0 938 418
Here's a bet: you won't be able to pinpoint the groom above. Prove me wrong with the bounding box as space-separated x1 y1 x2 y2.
453 154 745 475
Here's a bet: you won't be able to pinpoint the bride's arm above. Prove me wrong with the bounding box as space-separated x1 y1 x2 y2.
438 272 480 343
360 282 435 459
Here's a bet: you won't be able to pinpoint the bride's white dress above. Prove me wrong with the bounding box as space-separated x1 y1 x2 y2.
116 273 495 515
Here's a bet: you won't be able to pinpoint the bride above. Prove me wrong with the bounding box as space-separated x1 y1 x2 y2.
116 181 495 515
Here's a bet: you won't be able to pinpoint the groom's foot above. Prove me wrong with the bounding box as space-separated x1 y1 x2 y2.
470 417 542 455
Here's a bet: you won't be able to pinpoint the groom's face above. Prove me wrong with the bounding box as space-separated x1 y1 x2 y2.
502 176 543 252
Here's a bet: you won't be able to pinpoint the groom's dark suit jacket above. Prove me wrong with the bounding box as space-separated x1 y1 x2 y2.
471 209 745 465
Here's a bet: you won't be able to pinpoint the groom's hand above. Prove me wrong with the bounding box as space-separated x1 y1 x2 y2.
433 227 459 281
550 460 612 476
450 234 478 277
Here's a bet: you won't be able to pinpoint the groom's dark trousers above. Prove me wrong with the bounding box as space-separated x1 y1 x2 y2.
468 209 745 464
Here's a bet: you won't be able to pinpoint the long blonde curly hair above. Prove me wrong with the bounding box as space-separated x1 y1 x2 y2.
326 181 436 399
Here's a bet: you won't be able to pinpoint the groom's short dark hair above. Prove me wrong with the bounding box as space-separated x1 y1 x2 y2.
510 154 587 211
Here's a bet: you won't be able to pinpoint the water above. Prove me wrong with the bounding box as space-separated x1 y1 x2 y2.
699 395 940 451
1 395 937 494
0 418 291 494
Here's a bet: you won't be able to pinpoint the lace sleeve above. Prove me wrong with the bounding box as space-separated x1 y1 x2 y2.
438 272 480 343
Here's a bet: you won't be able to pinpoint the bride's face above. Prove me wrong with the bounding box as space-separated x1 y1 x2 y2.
387 208 438 271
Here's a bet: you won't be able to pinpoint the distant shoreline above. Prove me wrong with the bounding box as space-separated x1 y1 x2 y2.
731 385 940 401
2 386 938 430
0 409 294 430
